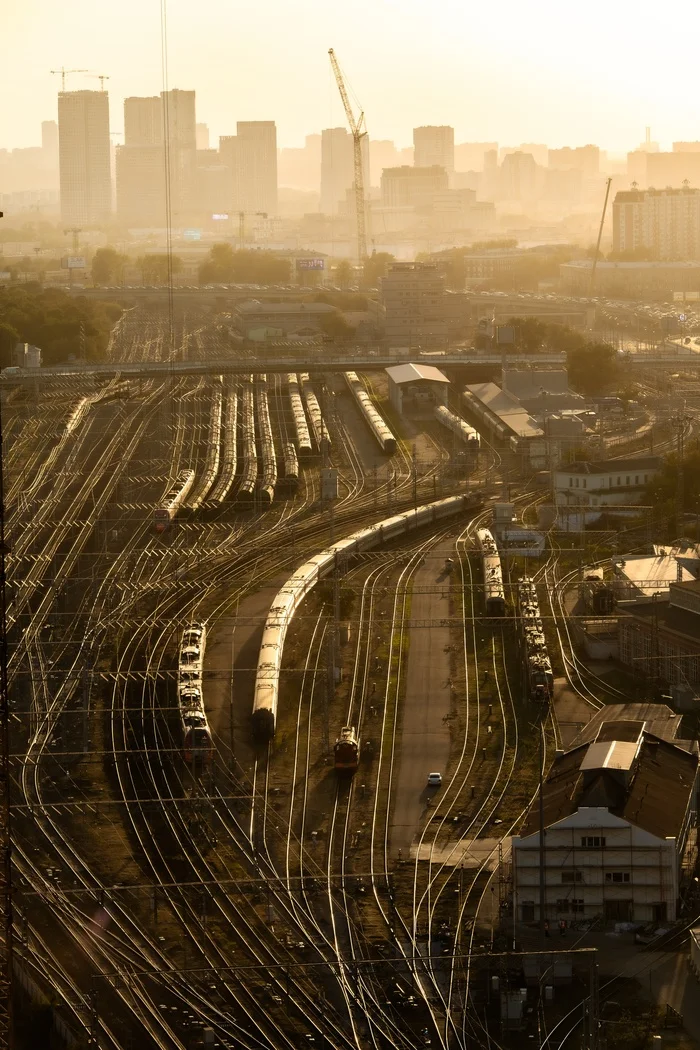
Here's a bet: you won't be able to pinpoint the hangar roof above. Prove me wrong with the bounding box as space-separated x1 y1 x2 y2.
385 363 450 385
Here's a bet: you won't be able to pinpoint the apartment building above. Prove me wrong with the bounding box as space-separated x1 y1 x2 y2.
58 90 111 225
380 263 447 346
413 126 454 175
613 187 700 260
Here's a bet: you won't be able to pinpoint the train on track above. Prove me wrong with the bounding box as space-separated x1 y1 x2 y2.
178 623 214 764
516 577 553 702
255 375 277 506
299 372 331 456
237 376 258 507
154 469 196 530
344 371 397 454
334 726 359 774
208 386 238 504
434 405 480 452
475 527 506 615
282 441 299 494
287 374 312 458
252 493 481 740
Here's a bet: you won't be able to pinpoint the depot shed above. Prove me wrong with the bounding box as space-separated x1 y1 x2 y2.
385 362 449 417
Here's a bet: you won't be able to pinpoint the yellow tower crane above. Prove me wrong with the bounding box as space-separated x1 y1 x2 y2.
50 68 89 91
328 48 368 264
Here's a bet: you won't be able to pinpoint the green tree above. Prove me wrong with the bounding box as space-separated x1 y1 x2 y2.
137 254 183 285
334 260 353 289
506 316 547 352
0 286 121 365
362 251 395 289
0 323 19 368
198 245 291 286
91 246 128 286
318 312 355 343
567 341 619 395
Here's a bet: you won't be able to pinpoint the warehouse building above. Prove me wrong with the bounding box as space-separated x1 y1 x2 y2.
618 579 700 693
512 708 698 925
463 382 547 467
385 362 449 417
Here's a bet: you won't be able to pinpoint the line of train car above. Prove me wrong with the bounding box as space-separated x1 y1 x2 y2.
154 469 196 531
237 375 258 507
255 374 277 506
516 576 553 702
287 373 312 459
208 385 238 504
334 725 360 774
187 377 223 510
434 404 480 452
178 623 214 764
475 527 506 616
344 371 397 455
281 441 299 495
299 372 331 456
252 493 480 740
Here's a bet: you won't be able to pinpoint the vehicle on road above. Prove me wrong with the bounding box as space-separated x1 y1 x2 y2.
427 773 442 787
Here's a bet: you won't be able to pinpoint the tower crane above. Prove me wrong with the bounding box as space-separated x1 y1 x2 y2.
50 68 88 91
86 73 110 91
328 48 368 263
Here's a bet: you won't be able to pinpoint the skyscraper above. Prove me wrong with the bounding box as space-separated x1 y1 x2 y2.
413 126 454 175
124 97 162 147
58 90 111 225
235 121 277 214
320 127 369 215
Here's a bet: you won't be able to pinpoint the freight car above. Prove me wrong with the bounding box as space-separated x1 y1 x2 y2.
208 386 238 504
237 376 258 506
516 576 553 702
187 378 223 510
344 371 397 454
282 441 299 494
475 528 505 616
334 726 359 774
434 404 480 452
251 493 481 739
255 375 277 506
154 469 196 531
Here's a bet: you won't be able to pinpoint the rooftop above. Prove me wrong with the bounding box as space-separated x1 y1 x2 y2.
520 733 698 839
565 456 662 475
571 703 692 752
237 301 337 316
385 363 450 385
465 382 543 440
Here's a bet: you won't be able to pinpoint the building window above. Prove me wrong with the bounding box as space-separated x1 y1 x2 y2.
556 899 570 913
617 477 621 485
626 476 630 485
561 870 584 883
569 478 573 487
581 836 606 848
571 899 584 914
604 872 630 884
583 480 587 489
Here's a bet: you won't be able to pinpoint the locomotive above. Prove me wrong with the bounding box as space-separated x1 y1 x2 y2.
334 726 360 774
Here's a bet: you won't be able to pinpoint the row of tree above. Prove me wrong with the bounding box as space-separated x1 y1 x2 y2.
0 286 122 367
495 317 620 396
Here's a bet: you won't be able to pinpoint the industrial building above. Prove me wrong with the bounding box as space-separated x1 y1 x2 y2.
385 362 449 417
233 301 337 341
512 708 698 924
618 579 700 694
462 382 547 467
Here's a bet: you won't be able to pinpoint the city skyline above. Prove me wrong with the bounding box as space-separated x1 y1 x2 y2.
5 0 700 152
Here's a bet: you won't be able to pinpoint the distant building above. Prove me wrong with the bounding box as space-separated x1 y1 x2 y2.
124 96 162 147
196 123 209 150
618 579 700 692
512 707 698 924
320 128 354 215
547 145 599 177
235 121 278 215
454 141 498 172
560 260 700 299
41 120 58 167
613 187 700 260
385 362 449 416
380 165 448 209
499 151 539 202
233 300 337 339
380 262 447 346
58 89 111 226
115 145 165 226
413 126 454 175
553 457 661 509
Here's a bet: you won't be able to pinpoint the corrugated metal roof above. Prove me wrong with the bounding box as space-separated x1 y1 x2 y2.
466 382 543 439
385 363 450 385
580 740 638 772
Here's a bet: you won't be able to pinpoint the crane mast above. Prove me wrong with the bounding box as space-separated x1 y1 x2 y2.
328 48 368 263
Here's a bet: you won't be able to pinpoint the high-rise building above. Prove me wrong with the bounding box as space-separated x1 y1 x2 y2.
380 263 447 345
278 134 322 191
454 142 498 172
124 97 162 147
116 145 166 226
499 151 539 202
235 121 277 214
612 187 700 260
196 123 210 150
58 90 111 226
381 165 448 209
162 89 196 222
548 145 600 178
413 126 454 175
320 127 354 214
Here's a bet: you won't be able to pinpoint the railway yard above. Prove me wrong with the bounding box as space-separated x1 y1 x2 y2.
3 304 695 1049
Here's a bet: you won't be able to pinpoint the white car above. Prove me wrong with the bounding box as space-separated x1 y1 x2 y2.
427 773 442 787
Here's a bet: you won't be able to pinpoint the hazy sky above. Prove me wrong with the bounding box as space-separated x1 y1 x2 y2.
4 0 700 152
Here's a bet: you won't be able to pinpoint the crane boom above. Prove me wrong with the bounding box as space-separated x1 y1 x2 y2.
328 48 368 263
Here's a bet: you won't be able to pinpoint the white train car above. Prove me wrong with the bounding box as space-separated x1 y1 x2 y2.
208 386 238 504
251 493 480 739
154 469 196 531
288 374 312 458
517 577 553 701
237 376 257 506
177 624 213 765
187 378 223 510
255 375 277 506
344 371 397 454
476 527 506 616
299 372 330 455
434 404 480 452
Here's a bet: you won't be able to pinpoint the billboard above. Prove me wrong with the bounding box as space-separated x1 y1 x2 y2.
183 228 202 241
63 256 86 269
296 257 325 271
212 213 229 221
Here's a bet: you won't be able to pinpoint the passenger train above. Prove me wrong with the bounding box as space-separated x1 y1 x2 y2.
516 577 553 702
252 494 482 739
299 372 331 456
287 374 312 458
154 469 196 531
177 623 214 765
255 375 277 506
344 372 397 454
434 405 480 452
475 528 506 616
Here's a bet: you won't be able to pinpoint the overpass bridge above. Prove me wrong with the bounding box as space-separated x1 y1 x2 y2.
0 351 567 385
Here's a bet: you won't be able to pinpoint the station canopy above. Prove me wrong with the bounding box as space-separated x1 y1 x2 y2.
385 363 450 385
